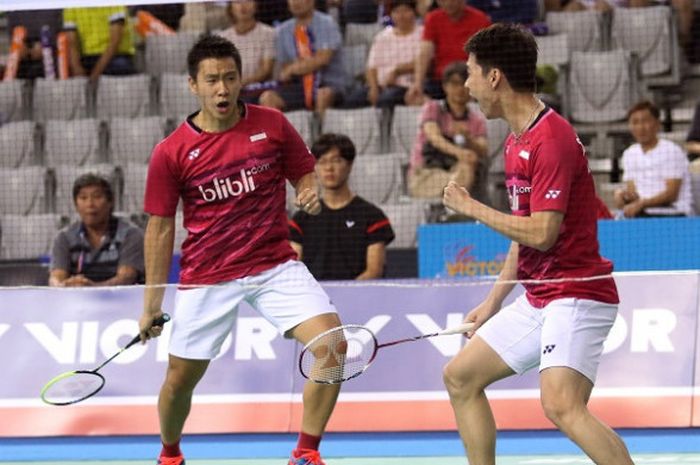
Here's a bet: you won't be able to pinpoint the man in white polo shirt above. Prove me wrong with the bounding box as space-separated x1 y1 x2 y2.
615 100 693 217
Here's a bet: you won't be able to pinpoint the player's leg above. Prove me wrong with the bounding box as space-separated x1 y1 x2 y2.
443 296 543 465
540 367 634 465
443 335 514 465
247 260 340 464
158 283 244 464
538 298 634 464
288 312 343 436
159 355 210 444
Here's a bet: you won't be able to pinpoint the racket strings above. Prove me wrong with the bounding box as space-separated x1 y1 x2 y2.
301 327 376 383
41 372 104 404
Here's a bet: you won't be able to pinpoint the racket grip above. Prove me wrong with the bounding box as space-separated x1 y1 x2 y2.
440 322 475 336
125 313 171 349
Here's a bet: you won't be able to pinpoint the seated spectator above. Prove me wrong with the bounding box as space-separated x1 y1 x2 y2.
256 0 328 25
686 101 700 161
218 0 276 102
289 133 395 280
259 0 346 116
469 0 540 25
63 6 136 82
615 100 693 217
407 61 488 199
405 0 491 103
6 9 62 80
365 0 423 107
49 174 144 287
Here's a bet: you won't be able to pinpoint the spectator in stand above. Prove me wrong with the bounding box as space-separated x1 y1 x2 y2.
218 0 276 102
364 0 423 107
5 10 62 79
685 101 700 161
256 0 328 25
63 6 136 83
405 0 491 103
289 133 395 280
469 0 540 25
615 100 693 217
49 173 144 287
259 0 346 116
407 61 488 199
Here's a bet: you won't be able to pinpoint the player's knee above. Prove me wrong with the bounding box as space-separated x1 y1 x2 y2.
540 394 583 428
442 360 480 397
164 365 201 395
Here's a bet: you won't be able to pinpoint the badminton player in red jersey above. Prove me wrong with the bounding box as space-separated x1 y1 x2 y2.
441 24 635 465
138 34 341 465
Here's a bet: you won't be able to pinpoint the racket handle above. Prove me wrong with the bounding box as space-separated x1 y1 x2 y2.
125 313 171 349
439 322 475 336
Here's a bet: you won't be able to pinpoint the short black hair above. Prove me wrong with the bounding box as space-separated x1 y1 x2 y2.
388 0 417 13
442 60 468 83
627 100 660 121
311 133 356 163
465 23 538 93
187 33 242 79
72 173 114 204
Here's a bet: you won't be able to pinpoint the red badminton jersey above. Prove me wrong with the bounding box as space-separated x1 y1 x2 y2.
144 104 315 285
503 107 619 308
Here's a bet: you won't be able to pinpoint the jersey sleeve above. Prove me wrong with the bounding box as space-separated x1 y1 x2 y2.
528 140 578 214
366 205 395 245
144 141 181 217
279 112 316 183
288 211 306 244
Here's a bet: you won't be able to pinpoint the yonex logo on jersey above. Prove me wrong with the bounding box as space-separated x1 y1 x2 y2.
518 150 530 160
543 344 556 354
545 190 561 199
188 148 201 160
198 163 271 202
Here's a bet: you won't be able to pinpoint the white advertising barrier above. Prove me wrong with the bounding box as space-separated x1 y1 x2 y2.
0 271 697 436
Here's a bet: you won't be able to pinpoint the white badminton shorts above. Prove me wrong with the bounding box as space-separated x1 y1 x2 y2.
477 295 618 383
169 259 337 360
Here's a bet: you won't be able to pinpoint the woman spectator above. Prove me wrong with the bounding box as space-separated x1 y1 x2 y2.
407 61 488 199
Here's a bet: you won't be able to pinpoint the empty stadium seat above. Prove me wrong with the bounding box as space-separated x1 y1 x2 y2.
0 213 65 260
43 119 104 167
96 74 153 119
390 105 421 156
349 153 403 204
145 32 198 75
0 121 35 167
322 108 382 154
379 200 427 249
0 79 26 123
121 162 149 213
569 49 639 124
611 6 682 87
546 10 605 52
342 44 368 83
160 73 198 118
0 166 50 215
108 116 166 164
344 22 382 47
284 110 315 146
51 164 119 216
32 77 88 121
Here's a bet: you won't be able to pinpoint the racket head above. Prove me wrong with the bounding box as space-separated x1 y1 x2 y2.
40 370 105 406
299 324 378 384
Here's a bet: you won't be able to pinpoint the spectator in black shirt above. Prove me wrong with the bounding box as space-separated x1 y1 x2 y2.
289 133 395 280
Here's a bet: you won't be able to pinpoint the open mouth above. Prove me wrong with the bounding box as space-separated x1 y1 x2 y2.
216 101 231 112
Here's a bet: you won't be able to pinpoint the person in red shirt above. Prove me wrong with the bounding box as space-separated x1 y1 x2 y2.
138 34 341 465
441 24 634 465
405 0 491 104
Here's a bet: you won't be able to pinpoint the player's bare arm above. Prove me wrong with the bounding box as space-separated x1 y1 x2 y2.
293 172 322 215
141 214 175 342
464 241 518 337
443 181 563 251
